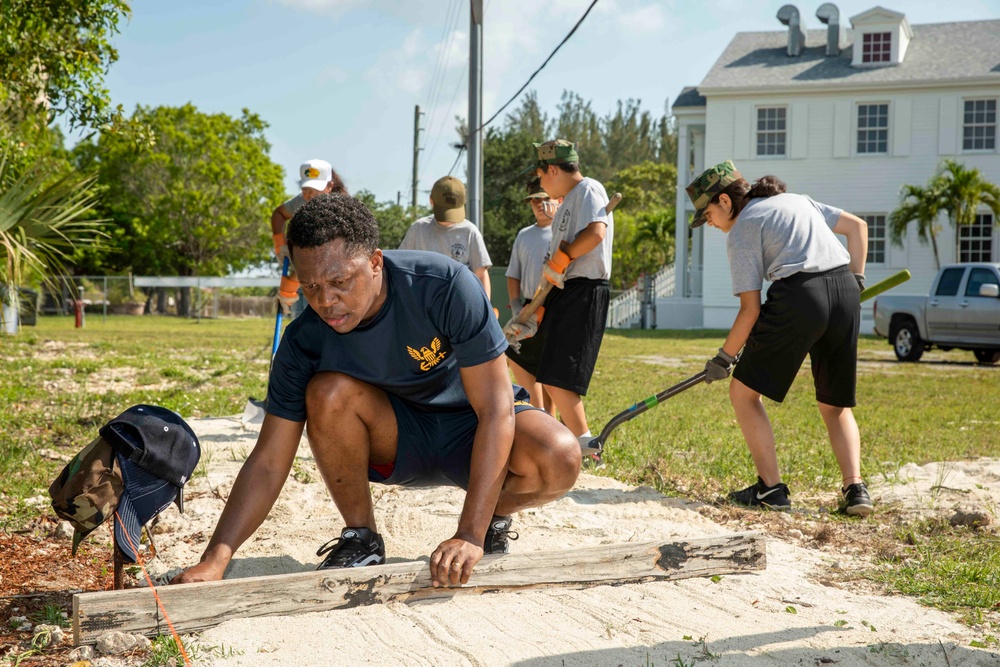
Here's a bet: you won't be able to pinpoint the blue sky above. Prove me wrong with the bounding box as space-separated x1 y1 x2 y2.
91 0 1000 203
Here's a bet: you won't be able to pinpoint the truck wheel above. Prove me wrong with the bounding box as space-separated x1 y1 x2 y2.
973 349 1000 364
890 319 924 362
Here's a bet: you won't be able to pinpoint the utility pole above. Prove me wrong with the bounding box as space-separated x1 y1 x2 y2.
467 0 484 229
412 105 422 213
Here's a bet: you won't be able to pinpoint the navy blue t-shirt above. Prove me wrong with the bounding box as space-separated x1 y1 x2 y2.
266 250 507 422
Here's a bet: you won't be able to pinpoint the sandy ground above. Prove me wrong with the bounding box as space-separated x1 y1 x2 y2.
123 416 1000 667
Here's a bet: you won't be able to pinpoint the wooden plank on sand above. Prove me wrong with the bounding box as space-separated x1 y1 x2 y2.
73 531 765 644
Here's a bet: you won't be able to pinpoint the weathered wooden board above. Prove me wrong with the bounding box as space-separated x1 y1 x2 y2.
74 531 764 644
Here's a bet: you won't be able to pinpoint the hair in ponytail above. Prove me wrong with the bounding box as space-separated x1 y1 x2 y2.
712 175 787 219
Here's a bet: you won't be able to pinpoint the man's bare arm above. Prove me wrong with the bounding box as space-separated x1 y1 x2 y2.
270 204 291 235
562 220 606 260
428 355 514 587
171 414 303 583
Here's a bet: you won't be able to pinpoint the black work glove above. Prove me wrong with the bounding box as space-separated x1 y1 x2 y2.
704 348 737 384
854 273 865 291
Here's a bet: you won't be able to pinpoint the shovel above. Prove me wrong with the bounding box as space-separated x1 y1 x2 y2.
584 269 912 456
242 257 291 426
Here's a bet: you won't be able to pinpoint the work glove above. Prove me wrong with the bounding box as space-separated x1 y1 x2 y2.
273 233 295 277
542 247 571 289
508 297 524 320
704 348 737 384
854 273 865 291
502 307 544 344
541 199 560 220
277 274 299 316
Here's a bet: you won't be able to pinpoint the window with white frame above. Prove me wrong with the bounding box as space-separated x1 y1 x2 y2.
861 32 892 63
958 213 994 263
857 103 889 154
963 99 996 151
756 107 786 157
863 214 887 264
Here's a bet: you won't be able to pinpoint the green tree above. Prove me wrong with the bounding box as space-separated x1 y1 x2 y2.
889 183 945 269
74 104 285 315
890 161 1000 269
0 154 105 320
0 0 132 133
355 189 422 250
936 159 1000 243
606 161 677 290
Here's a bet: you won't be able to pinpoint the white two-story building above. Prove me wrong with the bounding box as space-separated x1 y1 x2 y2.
667 5 1000 332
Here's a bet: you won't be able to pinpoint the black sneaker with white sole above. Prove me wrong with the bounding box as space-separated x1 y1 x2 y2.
839 482 874 517
483 515 518 555
727 476 792 511
316 527 385 569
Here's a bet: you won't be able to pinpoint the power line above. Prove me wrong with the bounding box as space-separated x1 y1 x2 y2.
477 0 599 133
420 0 463 153
447 145 466 176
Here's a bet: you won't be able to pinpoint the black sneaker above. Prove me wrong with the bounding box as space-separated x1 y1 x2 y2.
727 477 792 511
316 527 385 569
839 482 874 517
484 515 518 555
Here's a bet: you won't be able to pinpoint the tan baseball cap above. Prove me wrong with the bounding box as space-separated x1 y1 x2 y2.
431 176 466 223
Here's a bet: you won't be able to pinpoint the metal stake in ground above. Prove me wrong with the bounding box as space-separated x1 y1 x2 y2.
242 257 292 425
583 269 912 456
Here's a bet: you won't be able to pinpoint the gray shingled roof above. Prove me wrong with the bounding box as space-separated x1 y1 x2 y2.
698 20 1000 91
673 86 706 109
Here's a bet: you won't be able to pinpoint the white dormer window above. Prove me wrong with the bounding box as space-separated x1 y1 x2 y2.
861 32 891 63
850 7 912 67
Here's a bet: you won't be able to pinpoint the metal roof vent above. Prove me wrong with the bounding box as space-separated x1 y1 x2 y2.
777 5 805 57
816 3 844 56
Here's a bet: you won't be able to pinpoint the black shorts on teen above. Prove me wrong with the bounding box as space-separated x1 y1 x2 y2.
535 278 609 396
732 266 860 407
369 384 538 489
504 300 545 376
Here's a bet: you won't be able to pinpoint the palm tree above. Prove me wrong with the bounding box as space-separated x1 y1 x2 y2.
935 159 1000 244
889 182 945 269
1 153 105 330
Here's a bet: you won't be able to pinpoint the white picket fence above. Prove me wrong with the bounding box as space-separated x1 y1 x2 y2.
606 263 675 329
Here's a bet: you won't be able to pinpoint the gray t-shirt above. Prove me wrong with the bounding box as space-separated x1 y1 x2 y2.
283 193 306 217
506 222 553 300
549 177 614 281
399 216 492 271
726 193 849 295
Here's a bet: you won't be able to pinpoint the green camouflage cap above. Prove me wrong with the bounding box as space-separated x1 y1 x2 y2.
685 160 743 228
48 436 123 555
523 177 550 201
520 139 579 176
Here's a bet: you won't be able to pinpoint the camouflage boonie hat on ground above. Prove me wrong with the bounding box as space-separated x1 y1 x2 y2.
523 177 550 200
49 436 123 555
685 160 743 228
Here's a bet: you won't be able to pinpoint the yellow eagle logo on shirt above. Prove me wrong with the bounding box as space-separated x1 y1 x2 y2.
407 337 447 371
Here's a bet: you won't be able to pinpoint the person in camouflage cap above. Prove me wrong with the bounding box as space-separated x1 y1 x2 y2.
683 160 873 518
513 138 614 460
685 160 743 228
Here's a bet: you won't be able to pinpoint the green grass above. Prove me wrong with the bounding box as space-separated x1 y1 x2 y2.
2 315 999 627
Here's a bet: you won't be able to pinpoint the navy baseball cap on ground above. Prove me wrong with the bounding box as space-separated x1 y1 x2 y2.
98 405 200 562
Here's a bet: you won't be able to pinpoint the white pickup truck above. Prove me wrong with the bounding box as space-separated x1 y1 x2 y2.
873 263 1000 363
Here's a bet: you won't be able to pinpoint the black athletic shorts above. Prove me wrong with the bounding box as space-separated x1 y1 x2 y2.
370 384 537 489
733 266 860 407
504 300 545 376
535 278 609 396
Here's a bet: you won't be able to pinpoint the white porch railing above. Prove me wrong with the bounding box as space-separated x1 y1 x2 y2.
606 263 675 329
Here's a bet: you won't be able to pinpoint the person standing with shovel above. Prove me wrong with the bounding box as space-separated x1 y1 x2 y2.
685 160 873 517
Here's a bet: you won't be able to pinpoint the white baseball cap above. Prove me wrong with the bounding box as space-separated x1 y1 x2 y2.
298 159 332 191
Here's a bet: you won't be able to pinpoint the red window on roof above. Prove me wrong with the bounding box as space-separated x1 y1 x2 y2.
862 32 892 63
